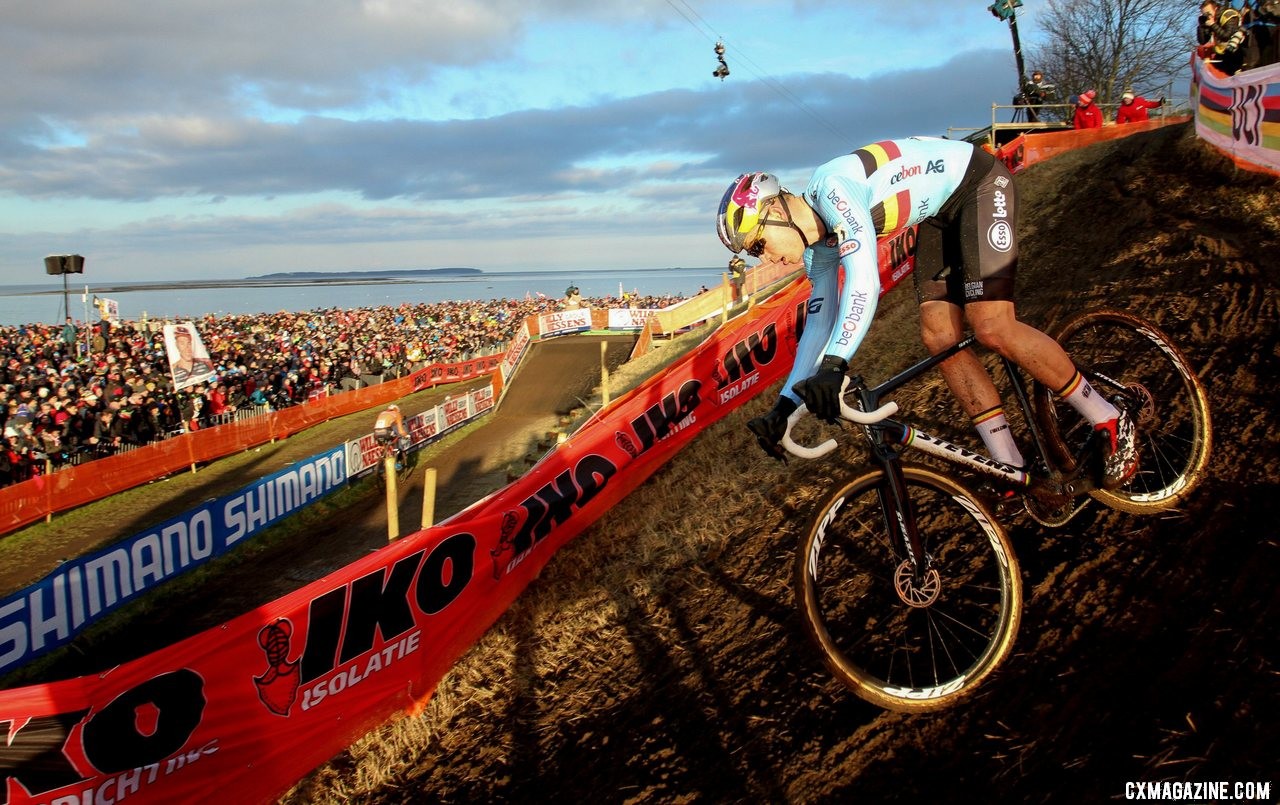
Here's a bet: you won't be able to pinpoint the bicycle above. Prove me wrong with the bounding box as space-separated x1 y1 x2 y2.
781 308 1212 712
374 435 416 492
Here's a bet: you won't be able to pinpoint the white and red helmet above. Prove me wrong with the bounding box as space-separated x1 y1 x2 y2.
716 172 782 254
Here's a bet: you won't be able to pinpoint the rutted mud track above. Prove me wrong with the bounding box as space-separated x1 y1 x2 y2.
8 124 1279 803
294 124 1276 803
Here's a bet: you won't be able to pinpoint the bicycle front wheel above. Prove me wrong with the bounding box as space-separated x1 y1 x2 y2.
795 465 1022 713
1035 308 1212 514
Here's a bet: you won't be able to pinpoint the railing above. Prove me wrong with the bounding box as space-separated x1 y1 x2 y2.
987 80 1184 146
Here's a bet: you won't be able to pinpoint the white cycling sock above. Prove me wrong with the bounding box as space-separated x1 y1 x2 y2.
1057 370 1120 425
974 406 1024 468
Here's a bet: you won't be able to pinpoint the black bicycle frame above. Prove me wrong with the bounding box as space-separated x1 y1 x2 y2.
844 336 1083 575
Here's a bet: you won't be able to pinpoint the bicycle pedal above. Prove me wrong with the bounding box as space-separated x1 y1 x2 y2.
976 481 1020 509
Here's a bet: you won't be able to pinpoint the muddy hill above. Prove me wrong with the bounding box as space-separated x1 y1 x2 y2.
4 121 1276 803
286 121 1279 803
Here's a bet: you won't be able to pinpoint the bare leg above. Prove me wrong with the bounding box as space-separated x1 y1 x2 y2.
919 300 1004 418
962 300 1076 390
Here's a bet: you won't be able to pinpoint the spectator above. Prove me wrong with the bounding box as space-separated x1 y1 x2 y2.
1115 90 1165 124
1019 69 1056 123
91 313 112 356
61 401 94 452
1198 1 1247 75
0 432 32 485
61 317 77 351
1073 90 1104 129
88 408 124 455
1243 0 1280 70
0 290 689 487
206 382 234 424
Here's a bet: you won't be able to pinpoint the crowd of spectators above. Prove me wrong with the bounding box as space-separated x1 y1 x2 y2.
1198 1 1279 75
0 291 684 487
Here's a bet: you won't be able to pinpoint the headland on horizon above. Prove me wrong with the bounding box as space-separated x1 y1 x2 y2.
243 267 481 281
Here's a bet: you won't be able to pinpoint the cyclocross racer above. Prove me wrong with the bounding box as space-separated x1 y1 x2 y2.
374 403 410 455
718 136 1137 488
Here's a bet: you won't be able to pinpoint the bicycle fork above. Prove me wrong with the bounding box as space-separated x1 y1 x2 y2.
869 441 943 608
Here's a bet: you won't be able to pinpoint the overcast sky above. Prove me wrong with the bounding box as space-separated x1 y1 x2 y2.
1 0 1053 283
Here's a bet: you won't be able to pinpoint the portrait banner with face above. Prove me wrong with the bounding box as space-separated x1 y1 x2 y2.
95 297 120 323
164 321 217 391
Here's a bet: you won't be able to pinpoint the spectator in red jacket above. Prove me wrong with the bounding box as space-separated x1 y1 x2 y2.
1073 90 1104 129
206 382 231 420
1115 90 1165 124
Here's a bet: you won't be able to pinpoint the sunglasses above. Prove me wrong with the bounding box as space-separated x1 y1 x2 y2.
743 206 775 257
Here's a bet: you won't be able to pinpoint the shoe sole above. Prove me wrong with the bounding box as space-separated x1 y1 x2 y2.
1100 458 1139 491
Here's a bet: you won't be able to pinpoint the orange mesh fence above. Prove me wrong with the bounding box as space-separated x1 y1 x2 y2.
744 261 802 295
1000 116 1192 173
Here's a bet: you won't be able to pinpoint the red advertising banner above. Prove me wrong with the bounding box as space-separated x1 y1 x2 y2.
0 258 925 802
408 408 440 444
499 320 531 384
347 432 384 477
442 397 469 428
0 283 814 805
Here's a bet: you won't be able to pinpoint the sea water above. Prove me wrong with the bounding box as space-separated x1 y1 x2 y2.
0 266 727 326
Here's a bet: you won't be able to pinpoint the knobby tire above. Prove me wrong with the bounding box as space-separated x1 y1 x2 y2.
1034 308 1212 514
794 465 1022 713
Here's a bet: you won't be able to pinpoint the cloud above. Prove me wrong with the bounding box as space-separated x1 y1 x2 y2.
0 1 1021 280
1 49 1006 203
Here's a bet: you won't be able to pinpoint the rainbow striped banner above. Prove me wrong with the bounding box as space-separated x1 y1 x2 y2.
1191 52 1280 174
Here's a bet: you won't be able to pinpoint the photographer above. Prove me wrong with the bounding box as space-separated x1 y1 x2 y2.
1019 70 1056 122
1198 1 1246 75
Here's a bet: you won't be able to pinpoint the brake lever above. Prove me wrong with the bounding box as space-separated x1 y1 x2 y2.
780 377 897 459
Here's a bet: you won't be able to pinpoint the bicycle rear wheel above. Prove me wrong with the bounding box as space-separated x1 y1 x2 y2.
1034 308 1212 514
794 465 1022 712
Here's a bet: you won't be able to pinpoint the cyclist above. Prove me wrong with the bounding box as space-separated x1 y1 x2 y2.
719 137 1137 488
373 403 411 466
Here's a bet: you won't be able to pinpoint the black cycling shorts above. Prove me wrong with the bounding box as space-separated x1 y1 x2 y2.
913 148 1017 306
374 427 396 445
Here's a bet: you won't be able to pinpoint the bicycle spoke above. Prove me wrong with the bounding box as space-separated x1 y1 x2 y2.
1035 309 1211 514
796 466 1021 712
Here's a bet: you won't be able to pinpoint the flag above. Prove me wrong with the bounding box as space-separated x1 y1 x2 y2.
164 322 218 391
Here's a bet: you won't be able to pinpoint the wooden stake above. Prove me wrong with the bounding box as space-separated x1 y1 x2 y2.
600 340 610 407
421 467 437 529
385 453 399 541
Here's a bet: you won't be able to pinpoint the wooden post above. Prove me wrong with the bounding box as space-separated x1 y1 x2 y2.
721 272 731 324
385 453 399 541
600 340 610 407
421 467 437 529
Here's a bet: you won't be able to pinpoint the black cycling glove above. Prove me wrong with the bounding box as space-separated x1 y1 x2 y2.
792 354 849 424
746 396 798 462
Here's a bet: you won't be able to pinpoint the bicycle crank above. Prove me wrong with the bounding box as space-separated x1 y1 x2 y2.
893 562 941 607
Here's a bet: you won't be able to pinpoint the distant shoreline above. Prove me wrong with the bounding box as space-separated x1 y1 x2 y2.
0 275 473 298
243 267 480 281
